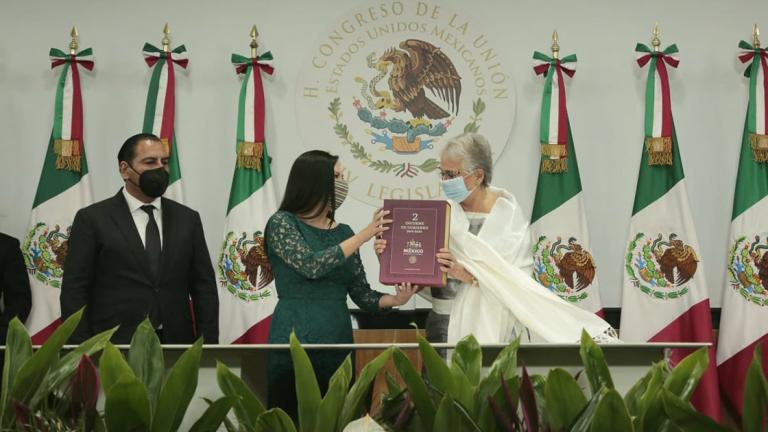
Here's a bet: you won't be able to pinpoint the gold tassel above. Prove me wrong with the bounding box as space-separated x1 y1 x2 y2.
53 139 81 172
160 138 170 154
541 143 566 157
542 158 567 173
237 141 263 170
750 134 768 163
646 136 673 166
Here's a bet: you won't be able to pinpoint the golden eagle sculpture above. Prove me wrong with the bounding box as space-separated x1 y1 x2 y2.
656 234 698 285
241 236 273 289
553 237 596 291
376 39 461 120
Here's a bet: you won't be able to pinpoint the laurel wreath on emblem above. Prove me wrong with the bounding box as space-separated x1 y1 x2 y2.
532 235 595 303
22 222 70 288
217 231 273 302
327 41 486 178
625 232 698 300
727 235 768 306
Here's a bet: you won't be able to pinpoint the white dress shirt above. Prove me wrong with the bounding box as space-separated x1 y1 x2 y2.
122 188 163 249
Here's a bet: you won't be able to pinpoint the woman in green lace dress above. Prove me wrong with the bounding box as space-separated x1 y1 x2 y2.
265 150 418 419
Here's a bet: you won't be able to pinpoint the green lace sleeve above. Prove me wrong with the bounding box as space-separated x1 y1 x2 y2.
266 212 346 279
347 251 384 312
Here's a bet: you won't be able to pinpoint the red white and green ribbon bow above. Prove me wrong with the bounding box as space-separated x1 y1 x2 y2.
231 52 274 170
533 51 576 173
49 48 94 172
636 43 680 166
739 40 768 162
142 43 188 153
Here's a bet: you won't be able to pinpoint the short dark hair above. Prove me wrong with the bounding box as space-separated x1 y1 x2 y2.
117 133 162 163
279 150 339 222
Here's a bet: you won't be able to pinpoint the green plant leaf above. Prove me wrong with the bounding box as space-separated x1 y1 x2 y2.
104 375 152 432
100 342 135 397
393 348 435 431
624 366 653 418
417 333 455 397
451 334 482 386
478 374 519 432
743 346 768 432
635 362 667 432
384 371 402 395
641 348 709 432
450 363 476 418
660 388 731 432
129 319 164 409
545 368 587 431
254 408 298 432
7 308 82 422
315 355 352 432
663 347 709 400
569 387 606 432
339 347 392 428
0 318 32 426
151 338 203 432
475 337 520 414
189 396 237 432
589 388 633 432
289 331 321 432
433 393 461 431
579 329 614 395
34 326 118 407
216 360 265 429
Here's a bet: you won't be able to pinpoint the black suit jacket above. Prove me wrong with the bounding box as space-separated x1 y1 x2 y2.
60 190 218 344
0 233 32 344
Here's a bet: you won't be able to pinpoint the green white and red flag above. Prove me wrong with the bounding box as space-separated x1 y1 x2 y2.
717 37 768 418
23 45 94 343
530 50 604 316
217 51 278 343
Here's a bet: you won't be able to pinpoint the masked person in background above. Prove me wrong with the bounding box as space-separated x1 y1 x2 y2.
61 133 219 344
377 133 616 344
265 150 419 419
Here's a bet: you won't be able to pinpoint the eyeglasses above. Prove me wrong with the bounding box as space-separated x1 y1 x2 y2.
438 169 468 180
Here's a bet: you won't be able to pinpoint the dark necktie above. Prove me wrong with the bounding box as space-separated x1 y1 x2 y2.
141 204 161 280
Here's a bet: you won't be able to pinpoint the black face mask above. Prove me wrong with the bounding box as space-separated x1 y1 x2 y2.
128 165 169 198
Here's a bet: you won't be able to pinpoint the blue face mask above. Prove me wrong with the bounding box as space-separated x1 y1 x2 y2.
441 174 475 203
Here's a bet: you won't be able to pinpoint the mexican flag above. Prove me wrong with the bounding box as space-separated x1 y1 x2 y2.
717 39 768 417
620 42 719 420
141 43 187 201
23 47 94 344
530 50 604 316
217 52 277 343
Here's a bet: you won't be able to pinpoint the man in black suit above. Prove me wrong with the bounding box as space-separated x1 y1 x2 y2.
61 133 218 344
0 233 32 344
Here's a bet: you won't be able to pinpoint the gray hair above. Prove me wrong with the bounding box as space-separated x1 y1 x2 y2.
440 133 493 186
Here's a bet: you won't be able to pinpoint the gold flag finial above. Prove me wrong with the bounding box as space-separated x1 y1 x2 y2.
162 23 171 52
651 23 661 52
551 30 560 59
754 24 761 49
250 25 259 58
69 26 78 54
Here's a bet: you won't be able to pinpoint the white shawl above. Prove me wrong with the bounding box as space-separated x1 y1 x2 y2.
446 188 616 344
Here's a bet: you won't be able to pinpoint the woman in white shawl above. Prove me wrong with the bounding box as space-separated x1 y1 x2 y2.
378 133 616 344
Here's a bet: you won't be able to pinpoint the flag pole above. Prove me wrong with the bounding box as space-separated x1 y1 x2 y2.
651 23 661 52
69 26 78 55
250 25 259 59
551 30 559 59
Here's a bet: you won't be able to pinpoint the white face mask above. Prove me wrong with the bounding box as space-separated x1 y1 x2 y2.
440 173 476 203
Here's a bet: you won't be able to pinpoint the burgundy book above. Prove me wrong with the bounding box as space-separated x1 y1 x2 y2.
378 199 451 287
